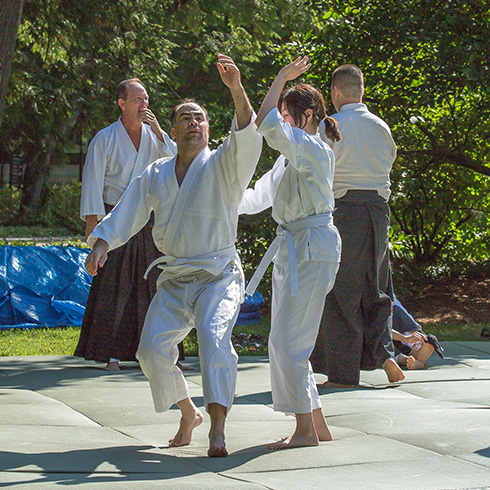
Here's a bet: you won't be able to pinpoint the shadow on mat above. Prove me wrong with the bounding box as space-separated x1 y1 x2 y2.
0 441 276 487
475 445 490 459
0 443 270 487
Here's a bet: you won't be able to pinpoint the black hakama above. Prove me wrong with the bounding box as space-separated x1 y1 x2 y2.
311 190 395 385
74 215 160 363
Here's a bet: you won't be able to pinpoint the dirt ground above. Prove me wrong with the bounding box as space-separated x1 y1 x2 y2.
399 277 490 326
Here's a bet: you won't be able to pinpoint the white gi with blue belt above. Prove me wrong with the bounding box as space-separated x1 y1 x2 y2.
240 108 341 414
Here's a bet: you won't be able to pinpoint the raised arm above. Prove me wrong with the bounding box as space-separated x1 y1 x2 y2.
217 53 252 130
255 56 311 128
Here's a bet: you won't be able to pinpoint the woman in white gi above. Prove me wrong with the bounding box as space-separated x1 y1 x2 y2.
240 56 342 449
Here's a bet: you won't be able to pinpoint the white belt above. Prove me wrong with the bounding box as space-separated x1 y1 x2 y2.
144 245 238 280
245 213 333 297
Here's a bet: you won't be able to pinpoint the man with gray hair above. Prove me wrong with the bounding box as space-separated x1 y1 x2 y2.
76 78 176 371
311 64 404 387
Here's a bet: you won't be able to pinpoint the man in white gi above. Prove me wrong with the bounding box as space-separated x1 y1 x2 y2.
84 54 262 457
76 78 177 371
311 64 405 386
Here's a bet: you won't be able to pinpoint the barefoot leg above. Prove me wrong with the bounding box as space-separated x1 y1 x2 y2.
208 403 228 457
383 358 405 382
169 397 204 447
411 342 435 365
396 353 408 366
397 353 417 370
268 412 319 450
312 408 332 442
104 359 120 371
406 356 417 370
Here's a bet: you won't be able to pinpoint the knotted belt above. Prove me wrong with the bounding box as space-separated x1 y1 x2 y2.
143 244 238 282
245 213 333 297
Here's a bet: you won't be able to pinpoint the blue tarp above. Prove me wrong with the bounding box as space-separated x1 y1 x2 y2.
0 245 263 329
0 246 92 329
239 288 264 325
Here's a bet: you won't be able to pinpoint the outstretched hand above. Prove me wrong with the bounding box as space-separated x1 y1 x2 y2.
217 53 242 91
85 239 109 276
278 56 311 82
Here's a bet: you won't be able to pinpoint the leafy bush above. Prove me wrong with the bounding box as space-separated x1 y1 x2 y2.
41 180 84 234
0 180 84 235
0 187 22 225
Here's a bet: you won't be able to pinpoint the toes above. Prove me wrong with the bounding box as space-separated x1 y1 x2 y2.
208 445 228 457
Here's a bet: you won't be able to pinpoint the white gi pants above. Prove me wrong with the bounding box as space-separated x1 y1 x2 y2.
136 262 241 413
270 260 339 414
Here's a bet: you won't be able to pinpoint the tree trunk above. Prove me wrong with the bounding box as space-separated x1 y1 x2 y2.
0 0 25 130
18 149 53 221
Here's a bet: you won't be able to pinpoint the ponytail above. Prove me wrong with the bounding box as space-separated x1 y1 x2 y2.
323 116 341 142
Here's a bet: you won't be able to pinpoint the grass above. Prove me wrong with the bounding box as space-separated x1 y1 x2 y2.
0 313 272 357
1 314 488 358
422 322 488 342
0 326 82 356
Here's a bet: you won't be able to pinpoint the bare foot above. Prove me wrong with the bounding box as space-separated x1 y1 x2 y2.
177 361 195 371
313 408 333 442
409 357 425 370
268 431 319 450
383 358 405 382
317 381 356 389
103 361 120 371
405 355 416 369
169 410 204 447
208 429 228 457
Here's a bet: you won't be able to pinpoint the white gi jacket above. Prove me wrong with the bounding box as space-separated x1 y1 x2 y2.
89 116 262 287
319 103 397 201
240 109 341 267
80 119 177 221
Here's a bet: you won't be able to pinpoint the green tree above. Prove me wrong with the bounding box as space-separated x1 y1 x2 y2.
279 0 490 268
2 0 294 223
0 0 25 129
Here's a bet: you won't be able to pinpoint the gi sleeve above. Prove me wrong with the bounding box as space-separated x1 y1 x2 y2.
239 169 274 215
215 112 263 192
157 128 178 158
87 164 154 251
257 108 305 168
80 133 108 221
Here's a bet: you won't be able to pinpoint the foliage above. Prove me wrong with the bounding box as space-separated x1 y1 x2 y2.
1 0 294 220
0 180 84 235
2 0 490 273
0 181 83 235
276 0 490 266
0 186 21 224
40 180 84 234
